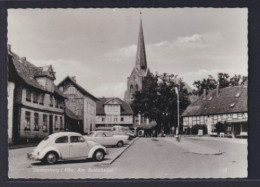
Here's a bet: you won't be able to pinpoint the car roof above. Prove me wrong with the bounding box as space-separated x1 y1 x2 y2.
48 132 82 138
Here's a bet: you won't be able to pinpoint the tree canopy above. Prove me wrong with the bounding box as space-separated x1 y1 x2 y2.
131 72 191 134
192 73 248 96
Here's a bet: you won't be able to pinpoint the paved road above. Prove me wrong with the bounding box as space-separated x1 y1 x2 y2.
8 137 247 179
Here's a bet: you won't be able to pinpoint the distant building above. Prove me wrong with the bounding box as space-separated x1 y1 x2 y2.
96 98 134 130
124 17 150 103
181 85 248 138
58 76 98 134
8 45 67 144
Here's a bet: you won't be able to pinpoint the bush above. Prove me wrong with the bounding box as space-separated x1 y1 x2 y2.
191 124 208 135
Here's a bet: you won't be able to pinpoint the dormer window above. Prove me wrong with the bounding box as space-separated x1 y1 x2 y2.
230 103 235 108
33 92 38 103
26 89 31 102
235 92 241 98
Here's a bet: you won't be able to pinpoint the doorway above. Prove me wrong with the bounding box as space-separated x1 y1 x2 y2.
49 115 53 134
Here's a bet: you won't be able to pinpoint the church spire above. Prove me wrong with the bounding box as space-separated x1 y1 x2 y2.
135 12 147 70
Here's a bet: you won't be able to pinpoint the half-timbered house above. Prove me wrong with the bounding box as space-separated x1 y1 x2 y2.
8 45 67 144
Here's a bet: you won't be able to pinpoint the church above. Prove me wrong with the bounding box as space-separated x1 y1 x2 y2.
124 16 150 103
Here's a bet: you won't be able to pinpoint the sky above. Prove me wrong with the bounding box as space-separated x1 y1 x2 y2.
8 8 248 99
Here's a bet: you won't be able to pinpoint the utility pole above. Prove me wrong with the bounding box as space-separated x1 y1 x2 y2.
175 87 180 141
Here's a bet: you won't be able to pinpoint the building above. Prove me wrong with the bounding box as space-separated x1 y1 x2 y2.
181 85 248 138
58 76 98 134
8 45 67 144
95 98 134 130
124 17 150 103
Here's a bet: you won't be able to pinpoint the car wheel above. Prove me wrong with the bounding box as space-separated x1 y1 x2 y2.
117 141 124 147
94 150 105 161
44 152 58 164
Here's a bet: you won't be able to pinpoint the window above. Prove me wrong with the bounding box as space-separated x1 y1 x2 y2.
135 84 139 90
60 117 63 130
114 116 118 122
33 92 38 103
50 95 54 106
55 136 68 143
60 101 64 109
95 132 104 137
39 94 44 105
130 85 133 91
70 136 85 143
108 116 112 122
55 98 58 108
43 115 48 132
34 113 39 131
102 117 105 122
235 92 241 98
121 117 124 122
55 116 58 130
230 103 235 108
26 89 31 102
24 111 31 130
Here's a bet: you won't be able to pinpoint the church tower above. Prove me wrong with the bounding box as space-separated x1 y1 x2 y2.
124 14 150 103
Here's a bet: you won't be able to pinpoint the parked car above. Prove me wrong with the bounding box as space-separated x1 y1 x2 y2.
27 132 108 164
112 126 136 140
84 131 129 147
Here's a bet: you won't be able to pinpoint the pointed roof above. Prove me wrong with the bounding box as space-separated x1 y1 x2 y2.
135 16 147 70
57 76 98 101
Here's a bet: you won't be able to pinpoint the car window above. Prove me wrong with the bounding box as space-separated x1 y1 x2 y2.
105 132 113 137
70 136 85 143
95 132 103 137
55 136 68 143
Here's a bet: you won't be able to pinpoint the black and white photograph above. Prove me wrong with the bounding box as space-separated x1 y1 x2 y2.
7 8 248 179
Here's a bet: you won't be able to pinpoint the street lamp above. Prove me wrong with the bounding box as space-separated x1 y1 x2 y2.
174 87 180 137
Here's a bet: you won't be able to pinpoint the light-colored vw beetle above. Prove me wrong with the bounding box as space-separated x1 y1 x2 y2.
27 132 108 164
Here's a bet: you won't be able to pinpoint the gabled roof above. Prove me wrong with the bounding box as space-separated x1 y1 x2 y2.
65 108 83 120
181 86 247 117
104 98 122 105
57 76 98 101
96 97 133 115
8 47 66 99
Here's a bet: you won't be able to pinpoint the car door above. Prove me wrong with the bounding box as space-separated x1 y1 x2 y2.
93 132 106 145
69 136 89 158
104 132 116 145
54 136 70 159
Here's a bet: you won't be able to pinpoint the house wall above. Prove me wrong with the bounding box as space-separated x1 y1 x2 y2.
96 115 133 126
183 112 248 127
8 81 15 144
19 107 64 138
16 86 65 139
83 97 96 133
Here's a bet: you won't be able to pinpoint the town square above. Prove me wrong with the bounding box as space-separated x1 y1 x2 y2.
7 8 248 179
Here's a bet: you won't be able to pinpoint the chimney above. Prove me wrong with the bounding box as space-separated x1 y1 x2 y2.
21 57 26 61
216 82 219 97
203 89 206 99
71 76 76 83
7 44 11 51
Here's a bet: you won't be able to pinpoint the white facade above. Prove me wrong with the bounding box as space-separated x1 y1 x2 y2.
7 81 15 144
96 99 133 127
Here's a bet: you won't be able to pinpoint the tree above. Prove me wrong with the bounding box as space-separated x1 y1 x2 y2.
131 72 191 134
192 75 217 96
193 73 248 96
218 73 230 88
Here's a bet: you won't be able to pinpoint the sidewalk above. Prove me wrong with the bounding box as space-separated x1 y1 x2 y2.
184 136 247 145
164 137 223 155
102 137 139 165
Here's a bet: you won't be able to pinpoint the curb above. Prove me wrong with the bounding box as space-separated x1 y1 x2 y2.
109 137 139 165
8 144 38 150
